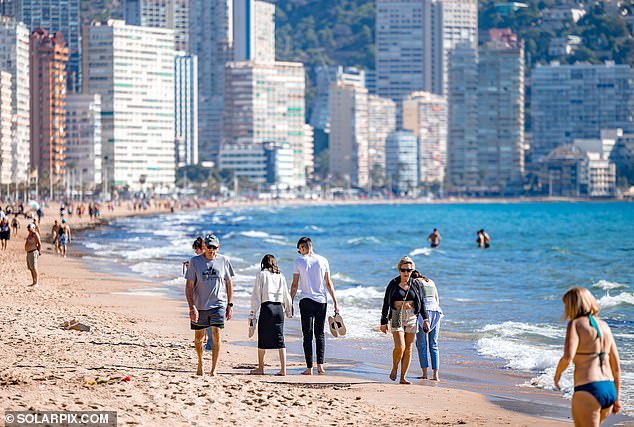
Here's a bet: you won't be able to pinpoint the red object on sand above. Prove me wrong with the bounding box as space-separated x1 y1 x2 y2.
121 376 131 382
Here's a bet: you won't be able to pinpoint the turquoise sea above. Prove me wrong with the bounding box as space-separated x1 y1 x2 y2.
79 202 633 414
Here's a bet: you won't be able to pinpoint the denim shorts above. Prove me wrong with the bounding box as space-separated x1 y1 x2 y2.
190 307 225 330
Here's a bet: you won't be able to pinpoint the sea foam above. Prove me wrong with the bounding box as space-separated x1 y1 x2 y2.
593 279 628 290
476 335 561 371
331 272 356 284
346 236 382 245
598 292 634 309
409 247 432 257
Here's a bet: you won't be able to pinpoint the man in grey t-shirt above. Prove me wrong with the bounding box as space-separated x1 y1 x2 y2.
185 234 234 376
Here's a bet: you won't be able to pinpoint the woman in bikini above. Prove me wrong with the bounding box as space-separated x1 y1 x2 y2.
554 287 621 426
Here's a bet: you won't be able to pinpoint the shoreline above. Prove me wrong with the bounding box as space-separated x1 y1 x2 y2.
0 201 628 426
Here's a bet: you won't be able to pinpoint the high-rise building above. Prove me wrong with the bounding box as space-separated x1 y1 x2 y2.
531 62 634 163
64 93 101 192
438 0 478 95
385 130 418 194
0 71 11 185
477 29 525 192
375 0 477 101
446 43 478 192
310 66 365 133
329 80 396 188
189 0 233 164
310 66 365 174
611 130 634 183
367 94 396 186
86 20 175 192
30 28 68 195
375 0 436 103
329 81 369 188
233 0 275 63
0 0 13 16
175 52 198 166
302 123 314 181
447 29 525 194
0 17 30 184
124 0 189 51
223 61 308 187
402 91 448 186
16 0 81 93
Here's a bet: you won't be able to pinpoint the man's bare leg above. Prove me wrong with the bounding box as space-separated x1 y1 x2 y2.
210 326 221 376
194 330 205 375
28 269 38 286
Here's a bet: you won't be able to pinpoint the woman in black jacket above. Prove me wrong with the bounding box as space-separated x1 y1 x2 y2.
380 256 430 384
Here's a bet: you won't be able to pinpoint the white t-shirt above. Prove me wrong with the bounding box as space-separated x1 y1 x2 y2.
293 253 330 303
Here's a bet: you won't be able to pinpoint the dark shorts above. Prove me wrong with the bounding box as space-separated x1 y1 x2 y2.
190 307 225 330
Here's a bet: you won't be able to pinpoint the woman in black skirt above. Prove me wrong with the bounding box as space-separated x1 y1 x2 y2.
249 254 293 375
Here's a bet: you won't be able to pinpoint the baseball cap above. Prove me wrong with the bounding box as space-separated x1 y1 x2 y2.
27 223 35 230
61 218 67 223
204 234 220 247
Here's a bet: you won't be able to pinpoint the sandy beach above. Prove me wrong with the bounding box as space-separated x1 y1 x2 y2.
0 201 584 425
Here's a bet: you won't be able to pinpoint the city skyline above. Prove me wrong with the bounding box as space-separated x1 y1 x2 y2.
0 1 631 198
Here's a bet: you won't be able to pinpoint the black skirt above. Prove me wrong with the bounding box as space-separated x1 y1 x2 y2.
258 302 285 349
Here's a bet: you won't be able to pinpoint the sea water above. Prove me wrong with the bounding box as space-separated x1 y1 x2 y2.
80 202 633 412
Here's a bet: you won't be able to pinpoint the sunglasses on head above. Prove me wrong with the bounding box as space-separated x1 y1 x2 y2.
400 268 414 273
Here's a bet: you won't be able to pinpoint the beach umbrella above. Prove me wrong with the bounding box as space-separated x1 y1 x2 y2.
28 200 40 210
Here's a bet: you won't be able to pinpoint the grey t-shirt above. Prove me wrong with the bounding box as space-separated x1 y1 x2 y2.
185 253 235 310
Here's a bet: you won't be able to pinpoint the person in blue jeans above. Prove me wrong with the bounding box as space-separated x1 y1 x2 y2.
413 270 443 381
184 237 214 351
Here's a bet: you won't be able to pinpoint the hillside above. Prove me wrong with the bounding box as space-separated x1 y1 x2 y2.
79 0 634 71
275 0 375 69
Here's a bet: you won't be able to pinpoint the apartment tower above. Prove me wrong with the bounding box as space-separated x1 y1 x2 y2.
30 28 68 195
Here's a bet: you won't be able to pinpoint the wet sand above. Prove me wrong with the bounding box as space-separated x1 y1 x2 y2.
0 201 604 425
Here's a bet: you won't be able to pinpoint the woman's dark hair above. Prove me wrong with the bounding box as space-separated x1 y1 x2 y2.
412 269 429 282
260 254 280 274
192 236 204 250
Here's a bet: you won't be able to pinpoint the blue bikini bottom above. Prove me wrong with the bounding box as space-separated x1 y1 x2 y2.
574 380 617 409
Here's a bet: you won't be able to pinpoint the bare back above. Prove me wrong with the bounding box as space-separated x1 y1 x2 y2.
570 316 615 386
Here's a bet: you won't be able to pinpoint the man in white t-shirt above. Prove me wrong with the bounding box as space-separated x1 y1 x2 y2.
290 236 339 375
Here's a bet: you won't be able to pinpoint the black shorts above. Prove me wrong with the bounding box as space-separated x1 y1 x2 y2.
190 307 225 330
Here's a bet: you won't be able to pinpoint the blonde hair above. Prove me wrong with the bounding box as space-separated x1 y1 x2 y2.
397 256 415 271
562 287 600 321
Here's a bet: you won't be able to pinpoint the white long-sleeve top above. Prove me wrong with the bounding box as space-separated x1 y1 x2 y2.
250 270 292 319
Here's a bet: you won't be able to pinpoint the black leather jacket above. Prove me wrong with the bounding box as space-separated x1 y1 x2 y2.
380 277 429 325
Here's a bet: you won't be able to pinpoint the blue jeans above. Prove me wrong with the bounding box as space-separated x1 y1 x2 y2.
204 327 213 350
416 322 440 370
